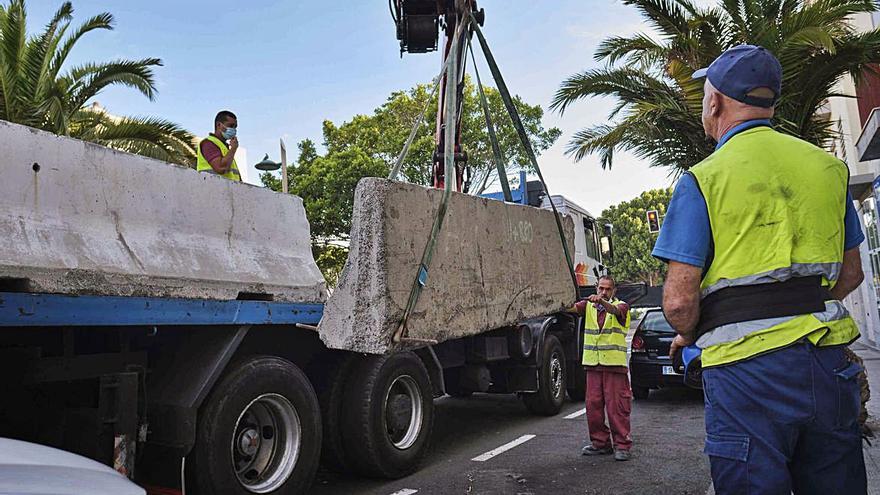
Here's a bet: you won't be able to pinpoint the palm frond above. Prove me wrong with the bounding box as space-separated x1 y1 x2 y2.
552 68 676 115
594 34 666 67
49 11 113 79
0 1 194 165
621 0 693 38
71 111 197 166
0 0 28 122
65 58 160 113
555 0 880 174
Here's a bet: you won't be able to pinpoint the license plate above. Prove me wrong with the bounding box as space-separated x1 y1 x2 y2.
662 366 679 376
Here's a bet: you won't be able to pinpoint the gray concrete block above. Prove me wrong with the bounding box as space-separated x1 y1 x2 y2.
319 178 576 354
0 120 326 302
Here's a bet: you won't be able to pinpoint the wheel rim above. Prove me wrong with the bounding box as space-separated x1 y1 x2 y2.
384 375 423 450
550 353 564 399
230 393 301 493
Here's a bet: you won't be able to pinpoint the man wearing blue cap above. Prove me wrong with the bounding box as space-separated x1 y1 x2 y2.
652 45 868 493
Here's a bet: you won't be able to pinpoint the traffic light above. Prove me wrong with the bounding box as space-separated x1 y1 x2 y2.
646 210 660 233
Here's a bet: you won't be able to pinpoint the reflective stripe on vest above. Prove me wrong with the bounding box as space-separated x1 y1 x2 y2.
197 135 241 181
582 298 631 367
701 262 841 298
689 127 859 367
697 300 851 348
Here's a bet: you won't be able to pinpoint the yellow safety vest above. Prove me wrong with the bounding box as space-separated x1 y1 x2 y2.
582 298 631 367
196 134 241 181
690 127 859 368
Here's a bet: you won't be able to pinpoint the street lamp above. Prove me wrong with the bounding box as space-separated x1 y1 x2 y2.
255 154 280 171
254 139 289 194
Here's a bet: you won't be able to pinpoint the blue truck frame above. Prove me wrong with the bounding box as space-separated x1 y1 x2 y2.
0 291 324 328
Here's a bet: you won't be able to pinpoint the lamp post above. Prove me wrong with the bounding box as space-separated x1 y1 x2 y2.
280 138 288 194
253 139 289 194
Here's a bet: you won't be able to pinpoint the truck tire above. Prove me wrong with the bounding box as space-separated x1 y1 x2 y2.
522 335 567 416
190 356 321 495
341 351 434 479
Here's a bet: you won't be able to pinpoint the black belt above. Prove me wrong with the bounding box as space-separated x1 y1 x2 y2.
696 276 831 337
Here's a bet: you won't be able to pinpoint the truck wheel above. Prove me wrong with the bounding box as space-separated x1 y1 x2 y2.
342 351 434 479
190 356 321 495
522 335 567 416
632 385 650 400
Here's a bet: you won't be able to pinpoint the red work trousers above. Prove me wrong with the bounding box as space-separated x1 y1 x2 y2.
585 367 633 451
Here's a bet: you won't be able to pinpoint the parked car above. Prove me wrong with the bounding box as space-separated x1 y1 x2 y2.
629 308 685 399
0 437 144 495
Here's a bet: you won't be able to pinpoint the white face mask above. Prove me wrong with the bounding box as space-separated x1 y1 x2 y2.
222 126 237 139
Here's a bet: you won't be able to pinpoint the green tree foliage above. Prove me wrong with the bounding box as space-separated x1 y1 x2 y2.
552 0 880 175
357 77 561 193
263 80 560 285
262 139 387 283
601 188 673 285
312 243 349 289
0 0 196 165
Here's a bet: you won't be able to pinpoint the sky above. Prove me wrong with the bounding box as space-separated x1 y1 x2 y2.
28 0 681 215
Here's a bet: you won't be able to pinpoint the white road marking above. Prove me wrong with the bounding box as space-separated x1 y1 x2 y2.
389 490 419 495
471 434 536 462
564 408 587 419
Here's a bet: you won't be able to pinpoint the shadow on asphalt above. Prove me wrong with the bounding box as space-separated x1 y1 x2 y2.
313 388 710 494
314 394 538 491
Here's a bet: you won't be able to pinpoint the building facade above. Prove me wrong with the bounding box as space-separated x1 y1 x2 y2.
828 11 880 347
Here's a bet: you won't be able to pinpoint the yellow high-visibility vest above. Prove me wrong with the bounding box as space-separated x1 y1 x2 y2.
690 127 859 367
196 134 241 181
582 299 631 367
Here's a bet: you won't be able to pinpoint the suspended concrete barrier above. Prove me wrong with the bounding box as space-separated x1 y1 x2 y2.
319 177 576 354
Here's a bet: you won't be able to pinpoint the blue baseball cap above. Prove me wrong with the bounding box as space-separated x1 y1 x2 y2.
693 45 782 108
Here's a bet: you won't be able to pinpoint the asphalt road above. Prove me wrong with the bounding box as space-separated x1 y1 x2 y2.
311 387 710 495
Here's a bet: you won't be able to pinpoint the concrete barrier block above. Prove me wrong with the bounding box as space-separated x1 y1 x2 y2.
319 178 576 354
0 120 326 303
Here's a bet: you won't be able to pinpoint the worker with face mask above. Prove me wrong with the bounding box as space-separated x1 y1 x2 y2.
196 110 242 181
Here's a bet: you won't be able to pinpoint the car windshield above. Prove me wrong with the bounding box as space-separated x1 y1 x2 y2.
640 311 675 333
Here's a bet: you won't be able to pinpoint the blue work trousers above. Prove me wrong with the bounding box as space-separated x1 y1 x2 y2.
703 342 866 495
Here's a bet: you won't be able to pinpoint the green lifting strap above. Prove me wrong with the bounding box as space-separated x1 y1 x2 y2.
470 13 579 297
393 17 470 345
468 42 512 202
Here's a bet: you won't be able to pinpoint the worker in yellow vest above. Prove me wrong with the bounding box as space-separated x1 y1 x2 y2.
196 110 241 181
575 275 632 461
653 45 866 493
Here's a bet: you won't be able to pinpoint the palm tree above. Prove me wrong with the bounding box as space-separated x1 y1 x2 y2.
0 0 196 165
552 0 880 175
